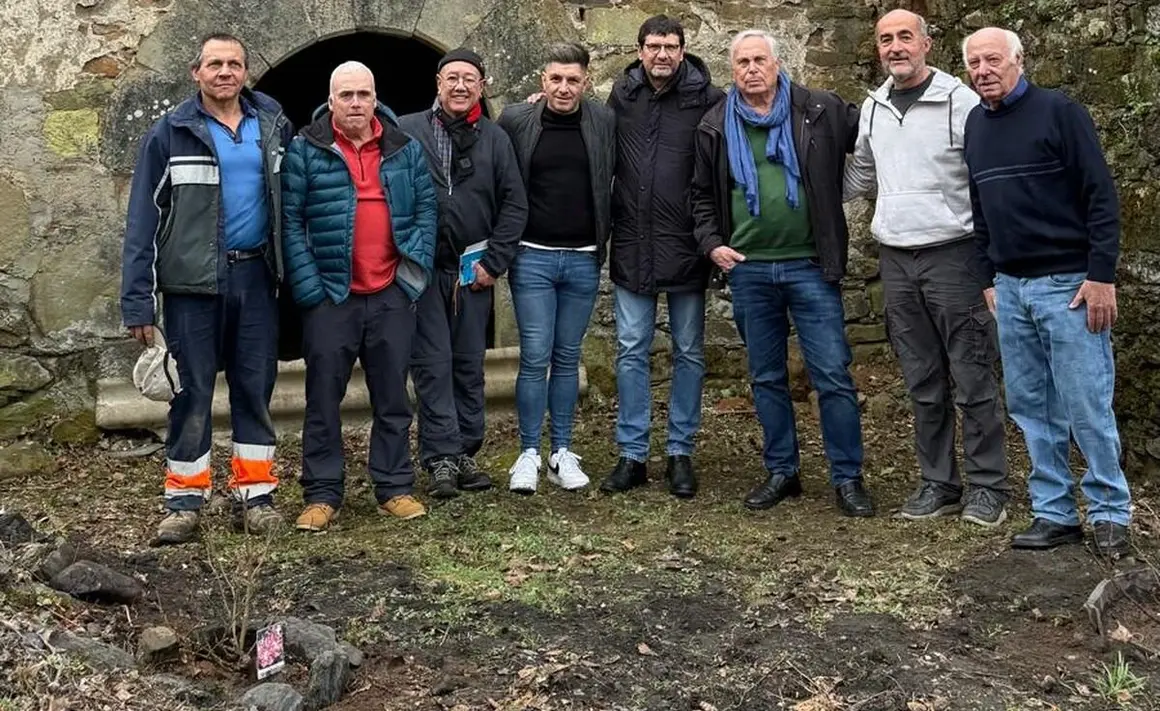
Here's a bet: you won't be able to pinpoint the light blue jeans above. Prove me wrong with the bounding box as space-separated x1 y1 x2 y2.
994 272 1131 526
509 247 600 452
614 286 706 461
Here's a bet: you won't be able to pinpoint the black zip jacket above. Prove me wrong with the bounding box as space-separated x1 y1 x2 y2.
690 82 860 283
608 54 725 294
397 109 528 278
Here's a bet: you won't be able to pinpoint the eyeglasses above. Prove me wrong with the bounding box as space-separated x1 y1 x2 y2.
642 42 681 56
440 75 481 88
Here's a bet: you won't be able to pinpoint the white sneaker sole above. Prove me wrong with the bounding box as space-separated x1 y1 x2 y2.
547 469 589 491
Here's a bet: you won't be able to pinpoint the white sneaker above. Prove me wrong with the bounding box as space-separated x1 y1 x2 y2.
508 449 541 494
548 448 589 491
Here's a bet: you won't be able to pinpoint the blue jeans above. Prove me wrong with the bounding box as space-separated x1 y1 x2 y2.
509 247 600 451
728 259 863 485
614 286 705 461
994 272 1131 526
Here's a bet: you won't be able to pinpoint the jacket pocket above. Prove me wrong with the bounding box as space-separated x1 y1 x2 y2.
872 190 963 243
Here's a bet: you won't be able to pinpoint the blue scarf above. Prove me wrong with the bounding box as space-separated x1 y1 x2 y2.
725 69 801 216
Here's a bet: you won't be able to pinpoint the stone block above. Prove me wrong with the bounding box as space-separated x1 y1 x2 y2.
585 7 652 46
237 682 305 711
306 650 351 710
51 560 144 605
846 323 887 344
852 342 893 364
47 630 136 672
138 626 180 664
842 289 870 322
0 441 56 480
51 409 100 445
0 353 52 395
0 393 57 440
30 237 120 336
43 109 100 158
0 178 30 269
866 279 886 316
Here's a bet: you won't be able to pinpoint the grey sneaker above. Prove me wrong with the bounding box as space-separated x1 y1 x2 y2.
898 481 962 520
961 488 1008 528
155 510 200 545
232 504 285 535
426 456 460 499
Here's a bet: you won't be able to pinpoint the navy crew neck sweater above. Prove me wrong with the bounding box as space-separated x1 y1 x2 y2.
963 81 1120 284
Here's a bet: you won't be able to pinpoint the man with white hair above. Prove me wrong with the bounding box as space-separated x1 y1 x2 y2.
282 61 438 530
690 29 872 516
962 27 1131 554
844 10 1010 527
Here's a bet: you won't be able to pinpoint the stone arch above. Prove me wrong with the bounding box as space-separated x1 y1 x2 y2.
101 0 578 173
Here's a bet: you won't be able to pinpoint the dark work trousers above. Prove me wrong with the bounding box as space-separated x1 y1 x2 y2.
411 268 492 466
163 256 278 511
301 284 417 507
879 238 1009 493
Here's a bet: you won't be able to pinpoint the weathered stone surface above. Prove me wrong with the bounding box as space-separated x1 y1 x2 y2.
0 178 31 269
147 673 218 706
0 393 56 440
48 629 136 672
414 0 501 50
282 616 338 664
51 560 144 604
338 641 363 668
0 512 40 545
29 237 120 337
842 289 871 322
43 109 101 158
51 409 100 445
29 539 78 582
866 279 886 316
0 440 55 479
306 650 351 710
846 323 887 344
585 6 652 45
138 626 180 664
237 682 305 711
0 353 52 395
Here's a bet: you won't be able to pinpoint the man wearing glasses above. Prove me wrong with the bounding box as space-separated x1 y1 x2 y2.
602 15 725 499
399 49 529 501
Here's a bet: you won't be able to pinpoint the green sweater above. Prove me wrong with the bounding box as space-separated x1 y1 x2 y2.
729 124 814 261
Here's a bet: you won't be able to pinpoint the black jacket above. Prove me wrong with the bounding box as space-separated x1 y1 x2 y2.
398 109 528 277
608 55 726 294
496 98 617 265
690 83 860 283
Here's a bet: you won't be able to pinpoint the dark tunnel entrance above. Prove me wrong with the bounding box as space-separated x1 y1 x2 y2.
257 32 497 355
254 32 443 129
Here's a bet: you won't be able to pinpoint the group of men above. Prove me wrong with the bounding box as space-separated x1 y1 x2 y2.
120 11 1133 555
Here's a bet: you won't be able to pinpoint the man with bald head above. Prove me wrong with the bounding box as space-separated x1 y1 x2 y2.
962 28 1131 554
845 10 1010 528
282 61 438 529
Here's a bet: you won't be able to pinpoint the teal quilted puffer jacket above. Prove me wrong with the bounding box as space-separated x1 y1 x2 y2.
281 104 436 307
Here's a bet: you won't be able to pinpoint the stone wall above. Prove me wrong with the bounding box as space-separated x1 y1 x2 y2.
0 0 1157 468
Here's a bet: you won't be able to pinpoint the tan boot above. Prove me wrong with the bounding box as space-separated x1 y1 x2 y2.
379 495 426 520
155 510 200 545
233 505 285 535
295 503 338 532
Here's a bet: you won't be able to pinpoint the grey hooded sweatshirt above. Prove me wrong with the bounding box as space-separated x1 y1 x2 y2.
844 68 980 248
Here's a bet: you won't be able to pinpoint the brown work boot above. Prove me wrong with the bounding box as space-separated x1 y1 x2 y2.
154 510 200 546
379 495 427 520
295 503 338 532
233 504 285 535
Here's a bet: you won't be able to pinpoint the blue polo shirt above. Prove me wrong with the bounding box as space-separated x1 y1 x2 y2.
203 98 269 250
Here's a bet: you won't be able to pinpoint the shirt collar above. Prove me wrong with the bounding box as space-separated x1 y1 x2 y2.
986 75 1029 112
333 115 383 149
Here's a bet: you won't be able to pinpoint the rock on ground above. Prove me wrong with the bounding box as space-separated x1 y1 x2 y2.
0 512 40 545
147 673 218 706
306 650 351 710
236 682 305 711
137 625 179 664
48 629 136 671
50 559 144 604
282 616 337 664
337 641 363 667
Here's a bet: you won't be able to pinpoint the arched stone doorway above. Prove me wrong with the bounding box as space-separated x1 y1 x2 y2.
252 32 444 131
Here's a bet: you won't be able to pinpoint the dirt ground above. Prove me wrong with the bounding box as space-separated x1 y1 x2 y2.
2 362 1158 710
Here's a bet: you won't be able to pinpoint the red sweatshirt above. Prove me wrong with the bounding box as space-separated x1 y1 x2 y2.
333 117 398 294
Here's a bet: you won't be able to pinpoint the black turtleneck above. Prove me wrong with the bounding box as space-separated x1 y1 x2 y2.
524 106 595 248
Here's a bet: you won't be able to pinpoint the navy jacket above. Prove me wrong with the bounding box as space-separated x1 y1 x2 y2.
280 104 437 307
120 89 292 327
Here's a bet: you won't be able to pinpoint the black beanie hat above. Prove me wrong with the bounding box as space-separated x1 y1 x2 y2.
437 47 486 77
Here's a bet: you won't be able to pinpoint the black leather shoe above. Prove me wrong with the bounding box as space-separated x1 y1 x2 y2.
744 474 802 510
1091 521 1130 556
600 458 647 493
1011 518 1083 550
835 480 874 518
426 456 460 499
666 456 698 499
